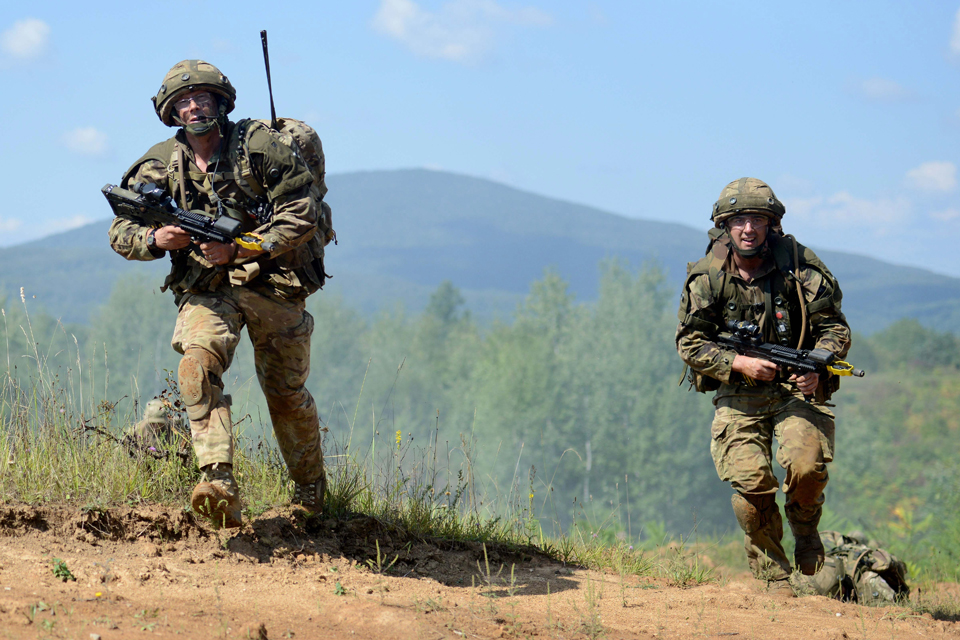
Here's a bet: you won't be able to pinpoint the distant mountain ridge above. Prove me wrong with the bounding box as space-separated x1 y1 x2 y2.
2 169 958 333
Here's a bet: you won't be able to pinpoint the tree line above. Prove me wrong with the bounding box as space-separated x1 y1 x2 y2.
1 262 958 544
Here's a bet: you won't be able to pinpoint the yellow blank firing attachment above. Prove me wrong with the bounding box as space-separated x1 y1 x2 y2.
236 233 267 251
827 360 865 377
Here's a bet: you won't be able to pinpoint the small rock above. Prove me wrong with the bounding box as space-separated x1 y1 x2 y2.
90 634 102 640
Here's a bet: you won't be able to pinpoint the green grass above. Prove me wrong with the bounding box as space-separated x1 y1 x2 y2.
2 368 959 604
0 296 957 600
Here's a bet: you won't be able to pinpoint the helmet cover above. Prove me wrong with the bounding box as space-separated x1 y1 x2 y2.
152 59 236 127
711 177 785 228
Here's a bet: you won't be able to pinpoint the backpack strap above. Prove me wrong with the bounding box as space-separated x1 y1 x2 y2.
678 236 731 335
232 118 269 202
121 138 178 188
770 233 808 348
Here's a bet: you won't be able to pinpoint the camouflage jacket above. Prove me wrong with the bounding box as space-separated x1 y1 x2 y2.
108 120 325 302
675 231 851 398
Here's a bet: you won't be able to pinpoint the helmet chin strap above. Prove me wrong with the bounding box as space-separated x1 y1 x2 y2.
721 226 765 258
731 242 764 258
173 101 228 137
184 118 221 137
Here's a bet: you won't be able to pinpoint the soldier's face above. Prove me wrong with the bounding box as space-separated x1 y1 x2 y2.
174 90 217 124
728 214 768 253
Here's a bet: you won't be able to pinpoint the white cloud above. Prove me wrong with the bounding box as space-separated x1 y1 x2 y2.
587 3 608 26
60 215 93 230
905 161 957 193
952 8 960 56
372 0 551 62
40 215 93 237
62 127 109 158
1 18 50 60
931 207 960 222
0 217 22 232
856 77 912 102
787 192 911 234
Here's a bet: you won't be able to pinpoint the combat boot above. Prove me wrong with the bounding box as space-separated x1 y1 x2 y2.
292 472 327 514
792 531 826 576
787 513 825 576
765 578 796 598
192 463 242 529
731 493 792 582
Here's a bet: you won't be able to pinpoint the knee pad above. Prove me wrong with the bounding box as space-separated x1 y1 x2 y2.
178 348 223 421
731 493 775 534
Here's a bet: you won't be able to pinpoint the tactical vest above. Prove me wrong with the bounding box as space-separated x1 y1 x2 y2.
678 230 842 398
122 120 330 299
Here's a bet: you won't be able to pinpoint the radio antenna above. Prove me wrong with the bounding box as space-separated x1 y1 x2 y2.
260 30 278 130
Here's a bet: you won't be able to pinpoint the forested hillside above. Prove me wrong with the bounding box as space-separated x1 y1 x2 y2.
3 262 957 551
2 169 959 332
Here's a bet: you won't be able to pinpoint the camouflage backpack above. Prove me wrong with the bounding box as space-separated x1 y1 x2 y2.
820 531 909 604
234 117 336 247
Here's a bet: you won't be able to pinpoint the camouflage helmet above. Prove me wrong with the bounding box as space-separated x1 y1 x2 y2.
152 60 236 127
142 399 169 424
711 177 785 228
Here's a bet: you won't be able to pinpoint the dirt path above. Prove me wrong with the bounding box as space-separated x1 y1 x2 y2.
0 504 956 639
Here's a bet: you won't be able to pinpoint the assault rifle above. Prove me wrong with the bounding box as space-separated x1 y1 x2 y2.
101 182 274 251
717 320 864 400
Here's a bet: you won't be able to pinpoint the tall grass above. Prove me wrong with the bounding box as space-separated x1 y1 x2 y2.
0 294 957 603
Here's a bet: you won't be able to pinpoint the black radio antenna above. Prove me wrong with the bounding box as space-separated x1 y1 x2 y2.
260 30 278 130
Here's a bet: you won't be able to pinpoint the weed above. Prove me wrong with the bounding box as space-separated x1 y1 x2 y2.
135 606 160 631
51 558 76 582
545 581 554 630
575 576 604 639
413 595 447 613
364 539 399 575
659 536 715 588
334 581 346 596
475 543 504 600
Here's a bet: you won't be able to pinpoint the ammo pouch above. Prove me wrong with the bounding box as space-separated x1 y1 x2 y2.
273 233 328 295
229 261 261 286
814 373 840 403
682 366 721 393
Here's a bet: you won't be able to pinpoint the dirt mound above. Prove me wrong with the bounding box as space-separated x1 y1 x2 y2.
0 502 956 639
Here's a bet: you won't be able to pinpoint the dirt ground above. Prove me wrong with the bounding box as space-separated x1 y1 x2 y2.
0 504 957 640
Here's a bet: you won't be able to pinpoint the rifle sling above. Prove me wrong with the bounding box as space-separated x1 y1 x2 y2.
787 233 808 349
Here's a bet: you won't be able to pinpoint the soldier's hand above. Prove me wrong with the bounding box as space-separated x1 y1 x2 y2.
732 355 779 381
154 226 192 250
199 241 237 265
236 245 266 260
789 371 820 395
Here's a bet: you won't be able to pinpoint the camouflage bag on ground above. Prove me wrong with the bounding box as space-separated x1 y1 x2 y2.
820 531 909 604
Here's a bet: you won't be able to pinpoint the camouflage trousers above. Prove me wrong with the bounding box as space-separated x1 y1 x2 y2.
171 286 324 484
710 384 835 577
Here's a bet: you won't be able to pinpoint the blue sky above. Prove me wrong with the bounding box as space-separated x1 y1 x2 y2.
3 1 960 276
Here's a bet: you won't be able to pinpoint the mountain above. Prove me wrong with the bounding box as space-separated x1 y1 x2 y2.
2 169 958 333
